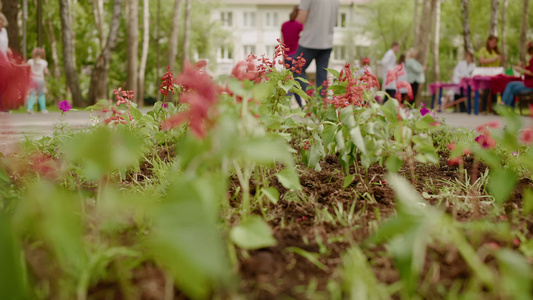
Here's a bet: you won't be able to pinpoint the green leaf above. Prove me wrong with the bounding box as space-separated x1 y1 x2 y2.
230 215 277 250
261 187 280 204
496 249 533 300
239 137 293 166
343 174 355 188
523 188 533 214
129 106 143 122
285 247 327 271
350 126 367 155
340 106 356 128
0 216 29 298
325 68 341 78
488 168 517 204
276 168 302 191
385 155 403 173
278 80 294 93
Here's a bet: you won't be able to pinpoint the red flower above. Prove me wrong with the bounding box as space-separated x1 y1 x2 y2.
475 134 497 149
160 66 175 96
447 156 462 166
161 61 218 138
447 143 456 151
520 128 533 144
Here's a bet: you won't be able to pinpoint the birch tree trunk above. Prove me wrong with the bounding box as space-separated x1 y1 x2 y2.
500 0 508 66
156 0 162 102
489 0 499 37
168 0 182 72
91 0 105 49
460 0 474 55
138 0 149 105
87 0 124 105
3 0 20 53
44 8 60 78
183 0 191 62
413 0 420 45
416 0 433 66
126 0 139 104
519 0 530 62
432 0 441 82
59 0 84 107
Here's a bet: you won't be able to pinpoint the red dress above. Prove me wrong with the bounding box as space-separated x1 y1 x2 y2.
0 50 31 110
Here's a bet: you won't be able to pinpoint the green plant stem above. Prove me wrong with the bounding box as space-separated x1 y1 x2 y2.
233 161 251 217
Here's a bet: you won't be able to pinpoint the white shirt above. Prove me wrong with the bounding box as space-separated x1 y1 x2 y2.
28 58 48 80
452 60 476 84
381 49 397 90
0 28 8 54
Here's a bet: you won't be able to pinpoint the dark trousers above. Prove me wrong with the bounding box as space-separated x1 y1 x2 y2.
384 89 396 103
410 82 420 101
294 46 332 100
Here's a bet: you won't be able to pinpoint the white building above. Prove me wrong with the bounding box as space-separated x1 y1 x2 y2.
213 0 372 77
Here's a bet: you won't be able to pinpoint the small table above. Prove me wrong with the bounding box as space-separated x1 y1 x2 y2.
429 82 459 110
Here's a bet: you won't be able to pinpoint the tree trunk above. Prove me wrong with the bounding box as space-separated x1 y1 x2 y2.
37 0 43 46
460 0 474 55
87 0 124 105
432 0 441 82
59 0 84 107
416 0 433 66
519 0 530 62
182 0 191 62
138 0 149 105
489 0 499 37
500 0 508 67
3 0 20 53
126 0 139 104
413 0 420 45
91 0 105 49
168 0 182 72
44 0 60 78
156 0 162 102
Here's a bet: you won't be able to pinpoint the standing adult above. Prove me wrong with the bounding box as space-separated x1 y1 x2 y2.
0 12 11 113
477 35 504 67
281 5 304 107
380 41 400 98
397 54 409 102
405 48 425 103
295 0 339 99
477 35 504 113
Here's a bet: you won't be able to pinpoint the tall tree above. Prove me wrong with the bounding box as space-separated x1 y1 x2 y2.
44 0 60 78
91 0 105 49
432 0 441 81
86 0 123 105
460 0 474 55
416 0 433 66
489 0 499 36
500 0 508 66
156 0 162 102
413 0 420 43
168 0 182 72
126 0 139 104
3 0 20 53
183 0 192 62
138 0 149 104
519 0 530 62
59 0 84 107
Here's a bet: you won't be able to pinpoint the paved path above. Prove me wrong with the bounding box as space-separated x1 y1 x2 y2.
1 109 531 154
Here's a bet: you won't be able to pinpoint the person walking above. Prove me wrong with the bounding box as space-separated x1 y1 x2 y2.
405 48 426 103
281 5 304 107
295 0 339 100
380 42 400 99
27 48 49 114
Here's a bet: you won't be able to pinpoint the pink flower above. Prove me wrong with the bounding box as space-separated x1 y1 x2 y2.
520 128 533 144
160 66 175 96
58 100 72 112
475 134 497 149
420 103 430 116
447 143 456 151
447 156 462 166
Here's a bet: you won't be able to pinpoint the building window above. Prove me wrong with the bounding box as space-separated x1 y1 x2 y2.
243 45 256 56
265 12 279 27
333 46 346 61
336 12 347 28
265 45 275 57
243 12 256 28
219 46 233 60
220 11 233 27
